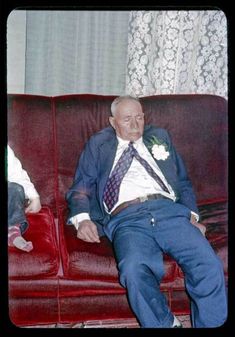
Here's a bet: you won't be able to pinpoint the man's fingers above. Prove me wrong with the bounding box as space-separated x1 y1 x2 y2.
193 222 207 236
77 221 100 243
90 225 100 242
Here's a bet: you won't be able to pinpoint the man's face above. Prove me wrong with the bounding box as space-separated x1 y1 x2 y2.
109 100 145 142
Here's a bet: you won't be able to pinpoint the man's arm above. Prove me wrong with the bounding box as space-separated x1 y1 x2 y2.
158 130 206 236
164 131 199 215
66 139 97 217
76 220 100 243
66 138 100 243
166 133 206 236
69 213 100 243
190 213 206 236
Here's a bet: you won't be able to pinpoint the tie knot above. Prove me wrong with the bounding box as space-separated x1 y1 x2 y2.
128 141 136 155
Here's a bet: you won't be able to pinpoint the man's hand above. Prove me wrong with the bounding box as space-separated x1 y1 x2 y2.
25 197 42 213
77 220 100 243
192 222 207 236
190 214 206 236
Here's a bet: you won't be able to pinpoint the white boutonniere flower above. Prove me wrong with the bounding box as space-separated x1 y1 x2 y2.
149 136 169 161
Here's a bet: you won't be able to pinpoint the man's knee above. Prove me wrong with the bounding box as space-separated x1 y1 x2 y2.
209 254 225 280
186 250 225 294
118 257 163 288
119 258 145 287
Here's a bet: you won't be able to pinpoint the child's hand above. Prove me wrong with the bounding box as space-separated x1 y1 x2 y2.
25 197 42 213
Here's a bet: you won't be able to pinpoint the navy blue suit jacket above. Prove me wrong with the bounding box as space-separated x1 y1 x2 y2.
66 125 199 235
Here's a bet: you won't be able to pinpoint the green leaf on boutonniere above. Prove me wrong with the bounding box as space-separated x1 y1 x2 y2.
148 136 169 151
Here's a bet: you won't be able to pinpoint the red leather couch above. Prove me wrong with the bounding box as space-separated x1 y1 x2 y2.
7 93 228 327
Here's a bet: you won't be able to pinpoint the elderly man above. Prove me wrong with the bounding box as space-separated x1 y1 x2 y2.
66 95 227 328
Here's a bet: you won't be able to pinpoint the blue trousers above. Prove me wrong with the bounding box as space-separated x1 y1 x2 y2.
8 182 28 234
104 199 227 328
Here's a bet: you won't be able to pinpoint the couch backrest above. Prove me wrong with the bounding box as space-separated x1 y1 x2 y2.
140 94 228 203
7 94 57 213
8 93 228 214
55 94 228 206
54 94 116 209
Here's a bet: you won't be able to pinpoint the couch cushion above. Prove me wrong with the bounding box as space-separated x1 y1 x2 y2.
199 200 228 276
60 200 227 285
59 210 179 284
177 200 228 278
9 295 59 326
9 278 59 327
199 200 228 242
58 278 172 323
8 206 59 278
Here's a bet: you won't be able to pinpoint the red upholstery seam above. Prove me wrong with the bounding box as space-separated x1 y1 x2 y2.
51 96 59 216
57 277 61 323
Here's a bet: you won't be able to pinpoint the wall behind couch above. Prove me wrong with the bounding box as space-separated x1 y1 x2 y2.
7 9 228 98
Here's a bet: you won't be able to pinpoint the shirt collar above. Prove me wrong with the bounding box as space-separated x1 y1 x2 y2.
116 136 143 146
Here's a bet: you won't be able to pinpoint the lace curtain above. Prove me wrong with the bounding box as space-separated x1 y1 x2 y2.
126 10 227 98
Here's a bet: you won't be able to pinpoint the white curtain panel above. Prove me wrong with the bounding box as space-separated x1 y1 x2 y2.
126 10 227 98
25 11 129 96
7 10 27 94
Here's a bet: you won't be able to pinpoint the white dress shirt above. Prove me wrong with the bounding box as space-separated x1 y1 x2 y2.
104 137 176 212
7 145 39 200
70 136 200 229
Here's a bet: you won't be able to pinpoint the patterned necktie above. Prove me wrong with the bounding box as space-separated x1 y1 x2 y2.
103 142 170 212
103 142 134 212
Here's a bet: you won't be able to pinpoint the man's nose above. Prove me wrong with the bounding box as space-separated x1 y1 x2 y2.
130 118 138 129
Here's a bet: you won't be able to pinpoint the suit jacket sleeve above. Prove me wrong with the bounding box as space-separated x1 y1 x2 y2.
66 137 98 219
165 130 199 215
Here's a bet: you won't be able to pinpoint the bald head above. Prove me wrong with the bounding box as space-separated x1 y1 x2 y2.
109 95 145 142
111 95 141 116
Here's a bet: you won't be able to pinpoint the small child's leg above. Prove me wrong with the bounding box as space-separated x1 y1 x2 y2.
8 225 33 252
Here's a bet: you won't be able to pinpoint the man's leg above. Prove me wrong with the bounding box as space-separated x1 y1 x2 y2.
112 215 174 328
153 208 227 328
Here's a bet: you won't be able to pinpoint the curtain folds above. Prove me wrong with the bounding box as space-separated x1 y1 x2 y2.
25 11 129 96
23 10 227 98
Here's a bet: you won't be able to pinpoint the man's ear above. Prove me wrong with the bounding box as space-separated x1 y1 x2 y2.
109 116 116 129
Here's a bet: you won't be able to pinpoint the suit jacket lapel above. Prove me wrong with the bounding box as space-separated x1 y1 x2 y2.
98 136 118 203
143 136 169 174
97 126 179 207
143 134 178 195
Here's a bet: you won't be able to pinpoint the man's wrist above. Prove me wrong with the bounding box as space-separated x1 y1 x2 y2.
69 213 91 230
